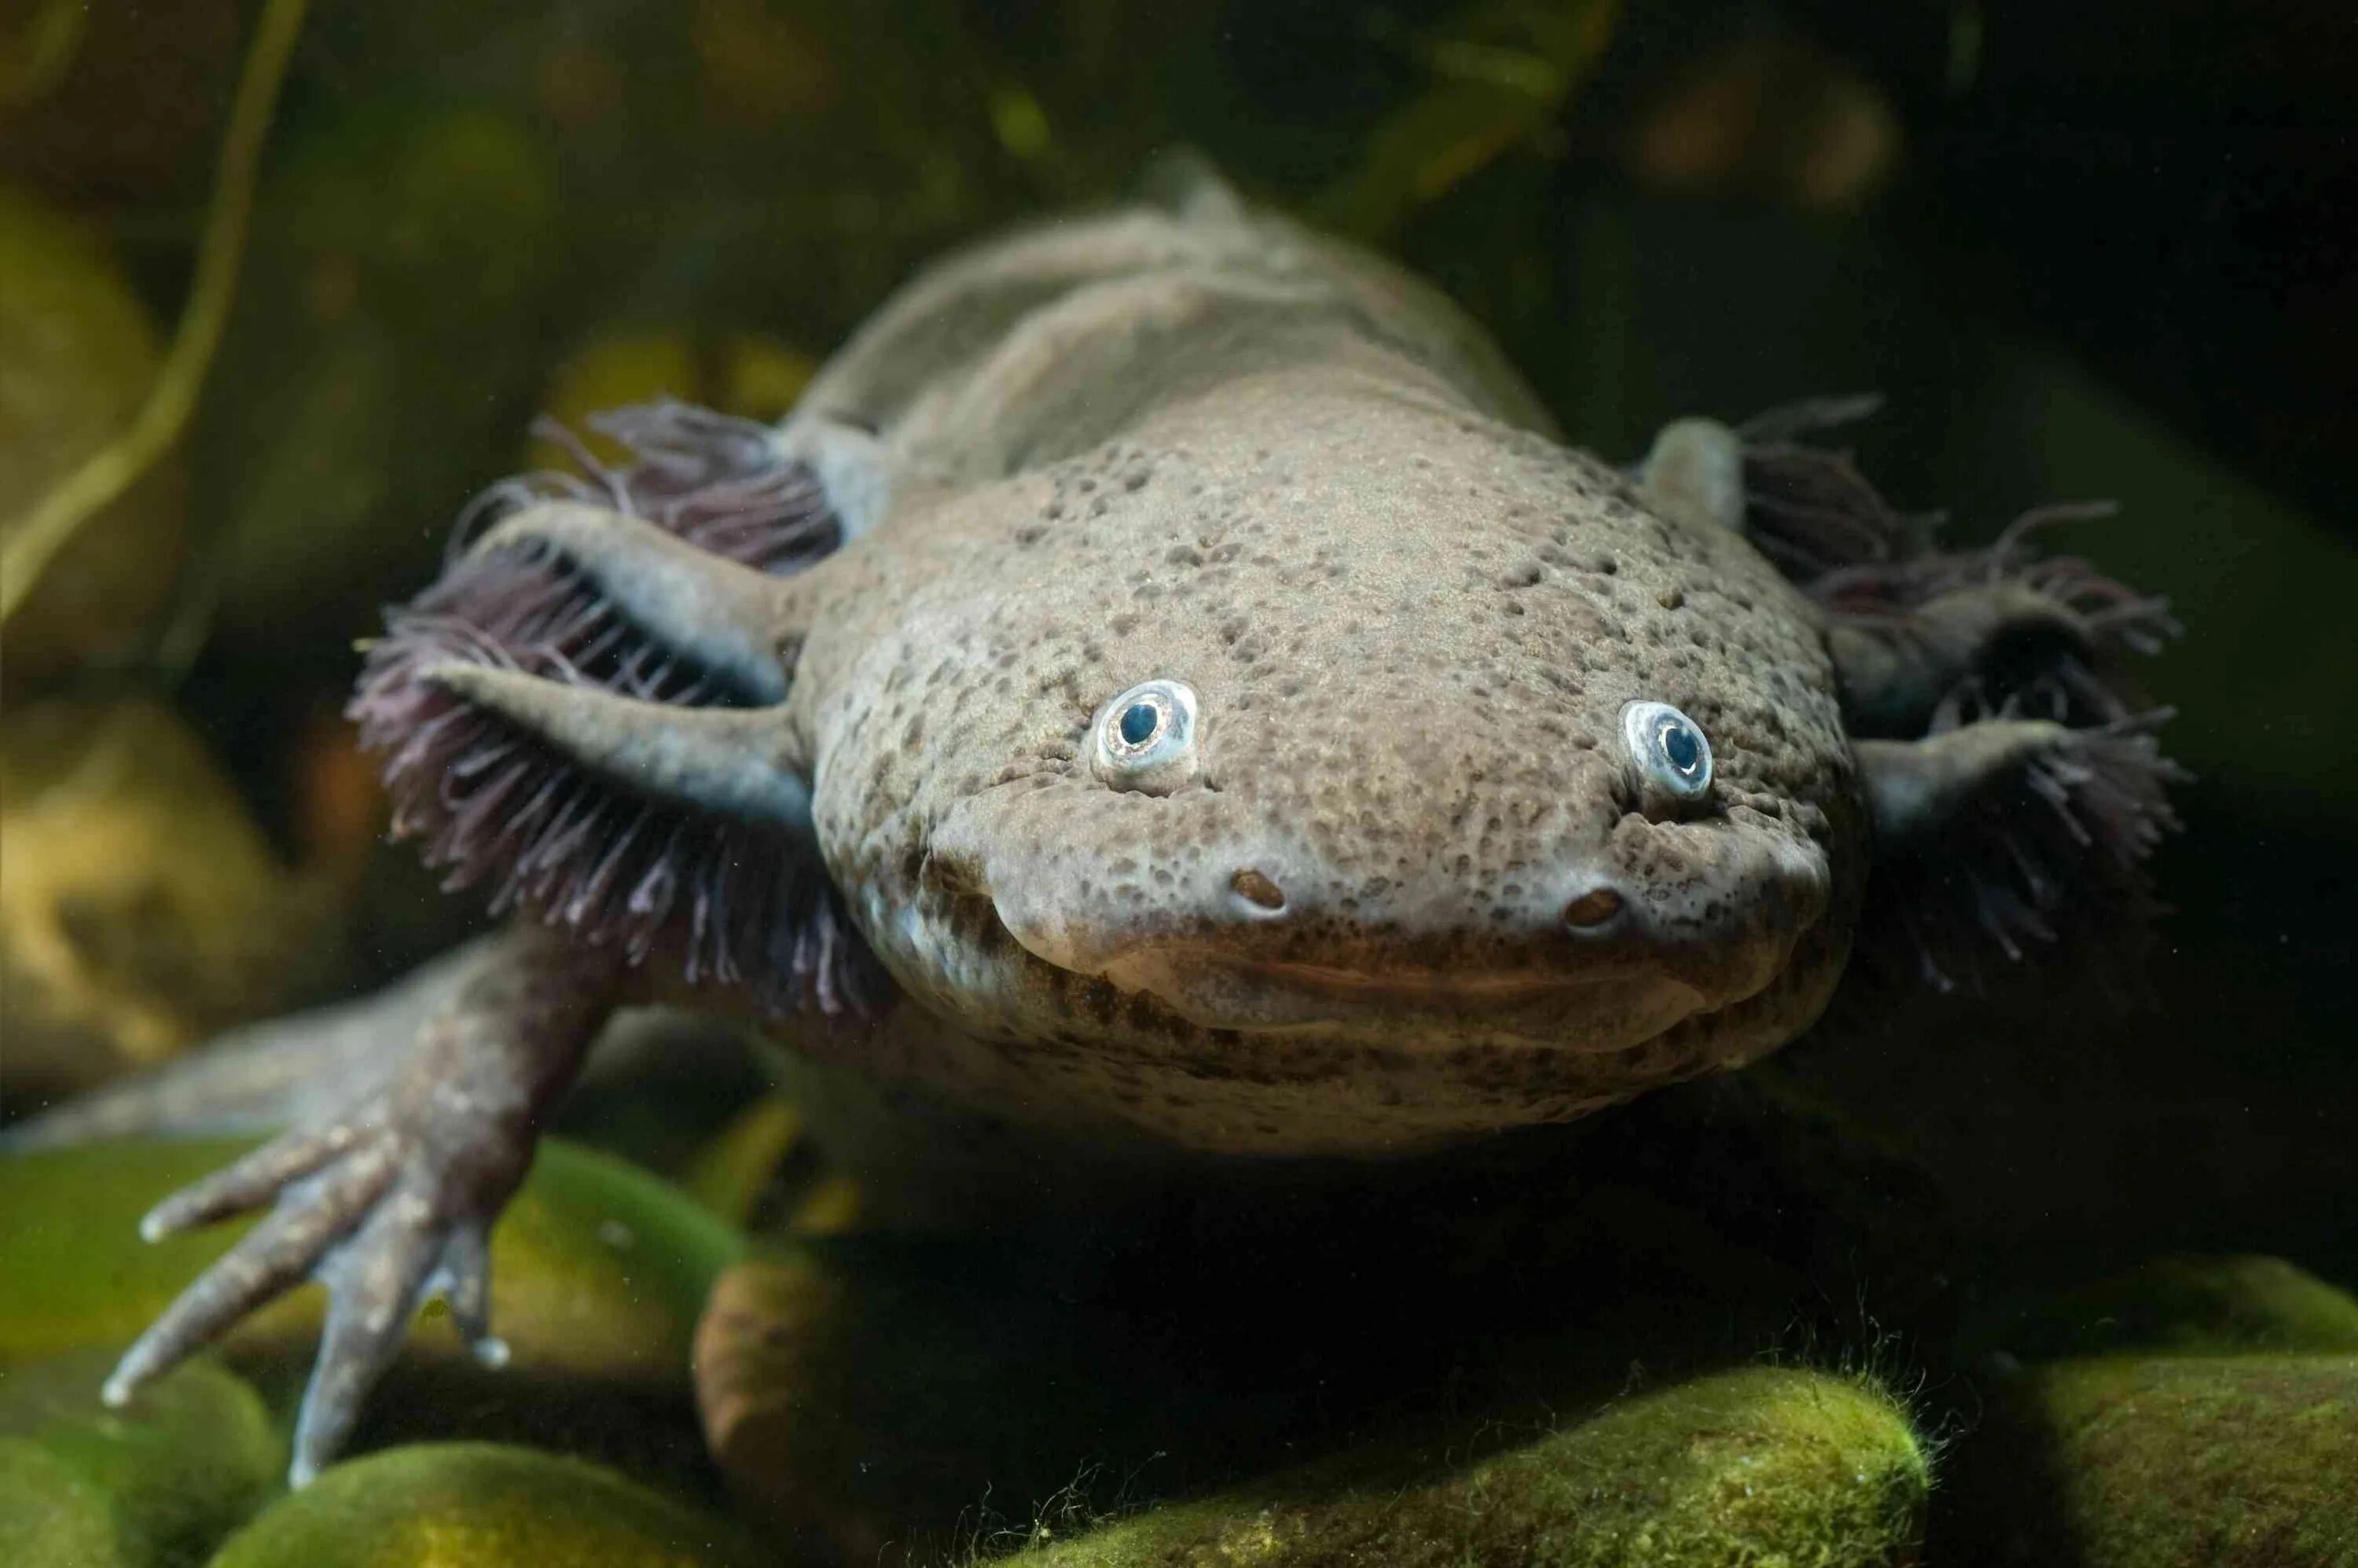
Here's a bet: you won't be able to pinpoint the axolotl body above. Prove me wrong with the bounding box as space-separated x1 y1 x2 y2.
85 172 2180 1483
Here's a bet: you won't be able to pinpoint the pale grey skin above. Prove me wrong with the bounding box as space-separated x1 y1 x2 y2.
65 177 2088 1484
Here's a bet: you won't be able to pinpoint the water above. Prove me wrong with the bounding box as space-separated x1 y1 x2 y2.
2 3 2352 1564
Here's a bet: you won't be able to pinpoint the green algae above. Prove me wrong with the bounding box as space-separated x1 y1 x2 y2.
0 1351 280 1567
0 1438 130 1567
0 1137 320 1364
204 1442 756 1568
1953 1353 2358 1568
994 1366 1927 1568
1998 1255 2358 1361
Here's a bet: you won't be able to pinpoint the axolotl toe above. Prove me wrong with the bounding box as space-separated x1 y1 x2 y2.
79 169 2182 1482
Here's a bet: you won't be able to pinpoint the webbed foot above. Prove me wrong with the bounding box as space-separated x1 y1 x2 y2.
104 926 617 1485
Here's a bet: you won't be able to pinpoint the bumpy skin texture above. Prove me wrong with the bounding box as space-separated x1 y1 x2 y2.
803 391 1854 1152
55 175 2176 1485
752 200 1860 1153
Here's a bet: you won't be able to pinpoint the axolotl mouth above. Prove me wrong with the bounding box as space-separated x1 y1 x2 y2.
941 826 1833 1053
1089 945 1714 1041
913 690 1837 1056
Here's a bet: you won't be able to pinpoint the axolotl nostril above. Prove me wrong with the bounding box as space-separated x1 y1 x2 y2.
74 167 2183 1484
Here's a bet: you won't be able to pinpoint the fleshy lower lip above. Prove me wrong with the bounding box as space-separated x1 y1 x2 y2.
1092 944 1665 1030
1155 957 1614 1005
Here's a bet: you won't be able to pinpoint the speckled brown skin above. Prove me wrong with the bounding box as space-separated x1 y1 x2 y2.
738 196 1859 1155
73 177 2176 1486
788 402 1851 1152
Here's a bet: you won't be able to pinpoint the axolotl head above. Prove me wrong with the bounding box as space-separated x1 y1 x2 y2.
803 376 1867 1150
359 384 1865 1155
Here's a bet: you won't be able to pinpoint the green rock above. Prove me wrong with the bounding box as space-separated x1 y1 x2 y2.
0 1135 740 1391
995 1366 1927 1568
205 1442 754 1568
0 1438 127 1566
0 1351 280 1567
1 700 325 1103
0 1138 321 1364
1993 1255 2358 1361
1952 1354 2358 1567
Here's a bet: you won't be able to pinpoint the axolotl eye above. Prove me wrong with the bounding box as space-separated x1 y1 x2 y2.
1093 678 1200 795
1621 700 1713 811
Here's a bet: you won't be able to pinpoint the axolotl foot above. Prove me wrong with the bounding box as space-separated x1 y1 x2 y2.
103 926 616 1485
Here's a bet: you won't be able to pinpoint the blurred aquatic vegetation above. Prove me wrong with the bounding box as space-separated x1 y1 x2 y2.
0 701 332 1103
1974 1254 2358 1364
1622 31 1901 211
0 186 184 694
1940 1353 2358 1568
0 0 241 201
195 102 564 644
525 327 821 476
1317 0 1618 241
0 0 85 109
0 0 307 666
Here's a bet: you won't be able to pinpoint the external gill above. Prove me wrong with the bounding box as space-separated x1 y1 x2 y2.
353 465 877 1018
1666 398 2187 990
1857 715 2186 990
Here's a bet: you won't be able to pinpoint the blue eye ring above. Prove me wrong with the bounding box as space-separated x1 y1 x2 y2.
1094 678 1201 795
1620 700 1713 806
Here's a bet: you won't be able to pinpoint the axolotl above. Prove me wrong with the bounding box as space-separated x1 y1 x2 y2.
84 171 2180 1484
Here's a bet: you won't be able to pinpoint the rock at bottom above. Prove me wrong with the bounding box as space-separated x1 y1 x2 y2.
204 1443 756 1568
0 1350 281 1568
999 1365 1927 1568
1953 1353 2358 1567
1986 1255 2358 1362
0 1440 127 1567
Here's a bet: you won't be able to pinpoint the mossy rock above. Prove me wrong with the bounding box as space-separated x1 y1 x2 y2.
0 1350 281 1567
994 1365 1927 1568
0 1134 740 1390
694 1243 1208 1562
0 1439 131 1567
1945 1353 2358 1566
1 700 323 1102
205 1442 756 1567
1987 1255 2358 1362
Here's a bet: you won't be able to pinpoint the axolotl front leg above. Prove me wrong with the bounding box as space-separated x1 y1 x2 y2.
105 925 619 1482
105 474 856 1485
